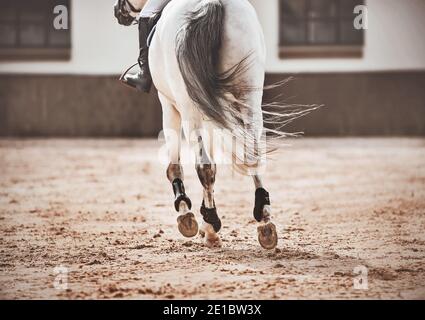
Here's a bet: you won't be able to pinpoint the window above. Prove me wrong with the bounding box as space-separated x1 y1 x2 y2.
279 0 365 58
0 0 71 61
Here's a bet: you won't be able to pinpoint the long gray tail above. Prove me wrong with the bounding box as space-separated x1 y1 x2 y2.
175 0 250 130
175 0 320 174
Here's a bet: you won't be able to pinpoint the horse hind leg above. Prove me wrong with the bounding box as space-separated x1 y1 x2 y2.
253 175 278 249
241 97 278 250
167 164 198 238
197 162 222 248
160 93 198 238
192 130 222 248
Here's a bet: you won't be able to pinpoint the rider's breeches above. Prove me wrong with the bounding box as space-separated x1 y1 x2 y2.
140 0 172 18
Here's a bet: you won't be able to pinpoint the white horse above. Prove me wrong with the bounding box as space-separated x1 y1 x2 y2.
117 0 278 249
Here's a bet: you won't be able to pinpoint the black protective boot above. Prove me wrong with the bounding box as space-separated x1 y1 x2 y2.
121 17 152 93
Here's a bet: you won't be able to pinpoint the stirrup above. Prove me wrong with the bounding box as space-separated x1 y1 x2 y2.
119 62 139 82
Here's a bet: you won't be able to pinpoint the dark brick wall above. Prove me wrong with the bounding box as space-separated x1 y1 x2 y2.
0 72 424 137
0 75 162 137
264 72 425 136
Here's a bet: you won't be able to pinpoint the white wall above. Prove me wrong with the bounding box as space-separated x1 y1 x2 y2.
0 0 139 75
252 0 425 73
1 0 425 75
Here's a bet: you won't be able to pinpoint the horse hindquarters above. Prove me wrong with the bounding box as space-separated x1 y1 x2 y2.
154 0 277 249
175 0 267 175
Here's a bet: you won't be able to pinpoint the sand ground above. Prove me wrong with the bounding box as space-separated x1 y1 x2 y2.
0 138 424 299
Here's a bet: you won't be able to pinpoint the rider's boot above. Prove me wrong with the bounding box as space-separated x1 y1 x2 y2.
121 17 152 93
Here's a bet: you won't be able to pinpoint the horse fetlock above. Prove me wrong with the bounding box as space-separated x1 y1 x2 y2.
262 205 272 223
174 194 192 212
172 178 192 212
200 203 221 233
253 187 271 222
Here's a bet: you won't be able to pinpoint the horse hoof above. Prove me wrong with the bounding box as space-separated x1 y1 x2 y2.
177 212 198 238
205 235 222 248
199 222 221 248
257 222 278 250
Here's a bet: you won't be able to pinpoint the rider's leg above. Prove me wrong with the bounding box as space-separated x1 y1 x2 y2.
121 0 172 93
121 17 152 93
